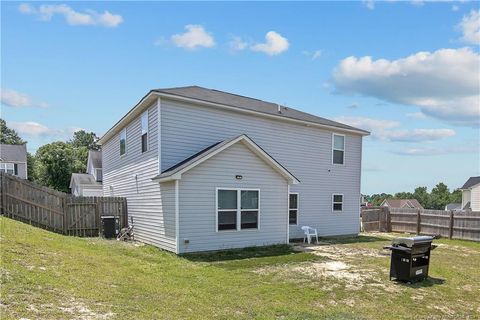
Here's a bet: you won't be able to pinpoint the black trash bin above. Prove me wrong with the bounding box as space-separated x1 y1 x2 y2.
384 236 437 282
102 216 119 239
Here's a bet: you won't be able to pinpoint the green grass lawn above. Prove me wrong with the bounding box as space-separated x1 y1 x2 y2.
1 217 479 319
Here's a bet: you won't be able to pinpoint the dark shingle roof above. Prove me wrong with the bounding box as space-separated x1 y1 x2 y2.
383 199 424 209
0 144 27 162
154 86 370 134
461 176 480 189
445 203 461 210
88 150 102 168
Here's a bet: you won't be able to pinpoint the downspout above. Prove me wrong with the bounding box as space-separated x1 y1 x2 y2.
175 179 180 254
286 184 290 244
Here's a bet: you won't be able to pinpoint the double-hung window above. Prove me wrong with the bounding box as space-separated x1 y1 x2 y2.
141 112 148 153
332 134 345 165
332 194 343 212
119 128 126 156
217 189 259 231
0 163 15 175
289 193 299 225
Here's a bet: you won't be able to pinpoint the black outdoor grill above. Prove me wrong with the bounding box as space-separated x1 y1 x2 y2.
384 236 437 283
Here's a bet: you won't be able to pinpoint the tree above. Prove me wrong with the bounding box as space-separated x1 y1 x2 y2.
26 152 38 182
0 118 25 144
413 186 430 209
368 193 393 206
450 189 462 204
69 130 100 150
430 182 451 210
35 142 85 192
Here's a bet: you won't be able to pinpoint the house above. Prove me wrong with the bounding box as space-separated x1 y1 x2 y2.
69 150 103 196
444 203 461 211
0 144 28 179
97 86 369 253
381 199 424 209
460 176 480 211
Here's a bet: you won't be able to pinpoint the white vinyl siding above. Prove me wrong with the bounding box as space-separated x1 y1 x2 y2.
178 142 288 253
102 104 176 252
161 98 362 238
470 185 480 211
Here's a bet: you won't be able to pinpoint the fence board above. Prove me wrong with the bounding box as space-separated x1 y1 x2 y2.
0 172 127 237
361 206 479 241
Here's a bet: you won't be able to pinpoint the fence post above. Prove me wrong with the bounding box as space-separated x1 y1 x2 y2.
96 198 102 237
385 207 391 232
416 209 421 235
449 210 454 239
62 196 68 235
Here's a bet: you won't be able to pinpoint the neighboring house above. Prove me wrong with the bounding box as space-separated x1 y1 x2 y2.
444 203 461 211
460 176 480 211
381 199 424 209
98 86 369 253
0 144 27 179
69 150 103 196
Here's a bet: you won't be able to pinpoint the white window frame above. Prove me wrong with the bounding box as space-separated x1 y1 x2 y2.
332 133 345 165
289 192 299 225
0 163 15 175
119 128 127 156
215 187 261 232
141 111 149 153
332 193 344 212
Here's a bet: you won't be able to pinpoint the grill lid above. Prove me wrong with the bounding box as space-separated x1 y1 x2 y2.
391 235 434 247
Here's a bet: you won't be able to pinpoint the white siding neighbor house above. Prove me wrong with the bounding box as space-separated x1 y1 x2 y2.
0 144 28 179
69 150 103 196
460 176 480 211
98 86 369 253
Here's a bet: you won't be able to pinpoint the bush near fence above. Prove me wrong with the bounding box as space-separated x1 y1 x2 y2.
361 206 480 241
0 172 127 237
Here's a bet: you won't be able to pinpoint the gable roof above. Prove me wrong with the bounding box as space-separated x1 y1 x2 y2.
155 86 370 134
152 134 300 185
87 150 102 169
69 173 101 189
382 199 424 209
98 86 370 145
0 144 27 162
461 176 480 189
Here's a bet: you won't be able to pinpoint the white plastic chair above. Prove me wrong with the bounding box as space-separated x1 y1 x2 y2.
301 226 318 244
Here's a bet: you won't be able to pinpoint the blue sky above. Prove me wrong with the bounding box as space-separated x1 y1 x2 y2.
1 1 479 194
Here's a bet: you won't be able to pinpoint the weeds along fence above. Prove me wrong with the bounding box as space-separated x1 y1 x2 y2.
361 206 480 241
0 172 127 237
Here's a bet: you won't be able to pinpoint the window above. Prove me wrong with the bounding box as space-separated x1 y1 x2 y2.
95 168 103 182
332 194 343 212
289 193 299 225
120 128 126 156
141 112 148 153
217 189 259 231
0 163 15 175
332 134 345 165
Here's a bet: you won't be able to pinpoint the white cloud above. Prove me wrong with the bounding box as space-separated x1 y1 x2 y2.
410 0 425 7
452 5 459 12
303 50 322 60
229 36 248 52
9 121 55 136
457 10 480 45
396 145 479 156
406 112 428 120
363 0 375 10
332 47 480 127
18 3 123 27
251 31 289 56
171 25 215 50
334 116 456 142
1 88 48 108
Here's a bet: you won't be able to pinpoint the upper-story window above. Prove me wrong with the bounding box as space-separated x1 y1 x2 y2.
332 134 345 165
120 128 126 156
141 112 148 153
0 163 16 175
95 168 103 182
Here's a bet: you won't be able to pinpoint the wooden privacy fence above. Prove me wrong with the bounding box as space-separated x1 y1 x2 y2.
0 172 127 237
361 206 480 241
